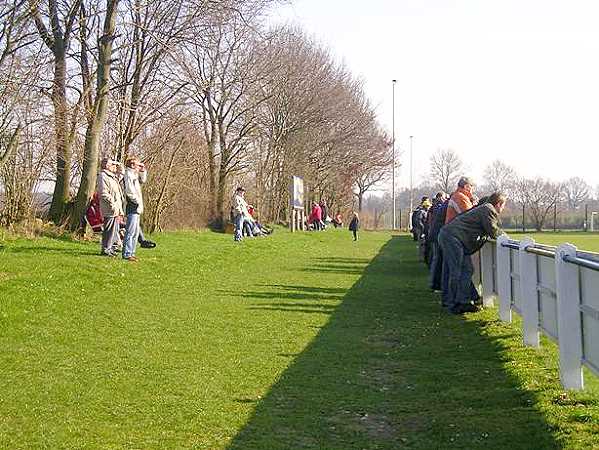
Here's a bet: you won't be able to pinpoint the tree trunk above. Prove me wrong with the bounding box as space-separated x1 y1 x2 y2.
48 46 72 224
0 125 20 170
69 0 120 231
215 162 228 229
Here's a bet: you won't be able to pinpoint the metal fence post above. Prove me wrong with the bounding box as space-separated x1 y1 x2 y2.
555 243 584 390
519 238 540 347
496 235 512 323
480 242 495 307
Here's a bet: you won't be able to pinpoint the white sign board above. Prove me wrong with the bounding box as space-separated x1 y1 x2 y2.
291 176 304 209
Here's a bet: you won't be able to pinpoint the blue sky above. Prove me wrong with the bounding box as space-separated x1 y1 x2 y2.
270 0 599 190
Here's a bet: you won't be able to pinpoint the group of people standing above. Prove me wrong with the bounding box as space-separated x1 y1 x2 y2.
96 156 156 261
231 187 272 241
412 177 507 314
307 200 329 230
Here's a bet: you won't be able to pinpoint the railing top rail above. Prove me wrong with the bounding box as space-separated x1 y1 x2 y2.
491 237 599 265
577 250 599 263
526 247 555 259
563 254 599 272
501 241 520 250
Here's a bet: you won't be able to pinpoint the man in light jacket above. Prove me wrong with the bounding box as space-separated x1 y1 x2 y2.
232 187 250 241
122 156 147 261
98 158 124 256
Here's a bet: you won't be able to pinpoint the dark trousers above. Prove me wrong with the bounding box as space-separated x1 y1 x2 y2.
430 241 443 291
352 230 357 240
438 229 474 310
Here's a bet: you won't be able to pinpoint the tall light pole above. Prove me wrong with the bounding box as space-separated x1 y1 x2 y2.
409 135 414 224
392 79 397 230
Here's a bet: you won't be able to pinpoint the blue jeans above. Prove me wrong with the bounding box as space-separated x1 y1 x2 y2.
123 213 140 258
234 214 244 241
438 228 473 310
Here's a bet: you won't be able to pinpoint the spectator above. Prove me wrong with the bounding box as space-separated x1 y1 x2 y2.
423 196 439 265
308 201 323 230
247 205 272 236
97 158 124 257
85 192 104 233
428 192 449 292
411 196 430 241
437 192 507 314
348 211 360 241
122 156 147 261
319 200 329 227
445 176 476 224
441 177 478 305
332 213 343 228
232 187 250 241
114 162 156 249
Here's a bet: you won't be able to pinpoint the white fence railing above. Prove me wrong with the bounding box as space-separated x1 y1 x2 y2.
476 236 599 390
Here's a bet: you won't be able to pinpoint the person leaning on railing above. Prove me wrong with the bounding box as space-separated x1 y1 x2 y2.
437 192 507 314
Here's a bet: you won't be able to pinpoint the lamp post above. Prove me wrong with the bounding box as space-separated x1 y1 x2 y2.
409 135 414 226
392 79 397 230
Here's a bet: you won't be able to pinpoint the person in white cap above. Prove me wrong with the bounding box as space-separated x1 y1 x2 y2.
97 157 124 256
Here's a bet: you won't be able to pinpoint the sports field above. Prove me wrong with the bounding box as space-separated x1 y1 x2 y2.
509 231 599 252
0 229 597 449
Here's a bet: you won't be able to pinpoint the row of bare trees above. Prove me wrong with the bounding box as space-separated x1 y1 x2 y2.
0 0 392 231
420 150 597 231
355 148 598 230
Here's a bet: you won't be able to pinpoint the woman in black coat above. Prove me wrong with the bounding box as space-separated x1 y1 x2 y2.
348 212 359 241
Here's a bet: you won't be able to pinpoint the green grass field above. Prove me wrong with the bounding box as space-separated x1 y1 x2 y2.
0 229 598 449
509 232 599 252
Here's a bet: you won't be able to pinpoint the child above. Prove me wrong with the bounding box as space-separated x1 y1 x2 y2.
348 212 359 241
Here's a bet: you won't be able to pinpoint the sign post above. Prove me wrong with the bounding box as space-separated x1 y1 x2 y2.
290 176 305 232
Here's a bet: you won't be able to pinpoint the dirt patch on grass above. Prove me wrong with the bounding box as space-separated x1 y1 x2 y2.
328 410 417 441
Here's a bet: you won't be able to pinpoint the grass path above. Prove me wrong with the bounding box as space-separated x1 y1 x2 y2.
0 229 597 449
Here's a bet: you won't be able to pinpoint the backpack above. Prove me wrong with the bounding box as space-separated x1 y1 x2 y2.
85 192 104 232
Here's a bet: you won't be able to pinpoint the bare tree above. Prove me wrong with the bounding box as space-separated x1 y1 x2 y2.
178 9 275 226
353 131 392 211
429 148 463 193
69 0 120 230
482 159 517 196
563 176 590 210
29 0 83 223
1 0 35 169
515 177 562 231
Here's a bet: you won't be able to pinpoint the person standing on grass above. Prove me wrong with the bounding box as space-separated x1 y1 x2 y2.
441 176 478 306
411 196 430 241
428 192 448 291
98 158 125 256
319 199 329 228
437 192 507 314
122 156 147 261
308 201 323 230
232 187 250 242
349 212 359 241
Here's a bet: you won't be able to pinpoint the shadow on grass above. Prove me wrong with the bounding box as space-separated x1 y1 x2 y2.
219 286 345 303
227 236 561 450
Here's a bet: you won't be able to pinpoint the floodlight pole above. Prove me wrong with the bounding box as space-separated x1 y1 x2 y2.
409 135 414 221
392 79 397 230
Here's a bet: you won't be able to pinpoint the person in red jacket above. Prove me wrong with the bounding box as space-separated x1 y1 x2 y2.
445 176 476 224
308 201 323 230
